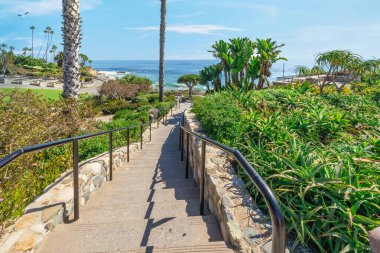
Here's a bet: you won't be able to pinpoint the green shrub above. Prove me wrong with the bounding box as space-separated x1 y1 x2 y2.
192 93 244 145
132 95 149 104
193 90 380 252
101 99 131 115
118 74 152 85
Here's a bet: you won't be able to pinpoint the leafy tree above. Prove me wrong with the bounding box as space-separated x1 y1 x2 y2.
316 50 361 94
177 74 201 99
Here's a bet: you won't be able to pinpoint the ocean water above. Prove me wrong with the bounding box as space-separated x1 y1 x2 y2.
92 60 294 90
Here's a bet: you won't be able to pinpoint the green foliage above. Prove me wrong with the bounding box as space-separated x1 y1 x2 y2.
0 91 98 225
208 37 287 90
118 74 152 85
192 93 244 145
194 90 380 252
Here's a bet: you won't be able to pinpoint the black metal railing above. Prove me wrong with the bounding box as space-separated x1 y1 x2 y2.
179 112 286 253
0 103 176 221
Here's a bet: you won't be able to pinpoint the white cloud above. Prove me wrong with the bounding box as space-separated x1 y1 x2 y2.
126 25 242 35
0 0 100 17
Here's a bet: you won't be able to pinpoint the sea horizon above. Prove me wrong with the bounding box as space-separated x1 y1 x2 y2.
92 59 296 90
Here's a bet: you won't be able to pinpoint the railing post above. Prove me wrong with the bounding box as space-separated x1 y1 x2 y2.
127 128 130 163
200 140 206 215
73 140 79 221
109 132 113 181
140 125 143 149
181 128 184 161
186 133 189 179
150 122 152 142
179 126 182 151
157 117 159 128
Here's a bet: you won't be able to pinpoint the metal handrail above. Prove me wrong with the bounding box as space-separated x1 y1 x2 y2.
179 113 286 253
0 104 175 220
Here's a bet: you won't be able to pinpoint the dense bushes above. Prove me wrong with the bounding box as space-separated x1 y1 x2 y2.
0 90 174 227
0 91 98 226
99 80 151 100
192 94 244 145
193 91 380 252
118 75 152 85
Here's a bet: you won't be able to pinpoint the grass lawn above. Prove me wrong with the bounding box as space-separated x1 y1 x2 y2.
0 88 63 100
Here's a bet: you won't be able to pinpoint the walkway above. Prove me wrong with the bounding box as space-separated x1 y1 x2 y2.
36 104 233 253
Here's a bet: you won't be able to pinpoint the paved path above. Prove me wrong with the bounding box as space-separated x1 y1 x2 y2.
36 104 233 253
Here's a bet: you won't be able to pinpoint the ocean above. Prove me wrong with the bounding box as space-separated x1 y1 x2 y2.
92 60 294 90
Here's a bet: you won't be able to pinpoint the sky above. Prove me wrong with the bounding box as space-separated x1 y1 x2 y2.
0 0 380 67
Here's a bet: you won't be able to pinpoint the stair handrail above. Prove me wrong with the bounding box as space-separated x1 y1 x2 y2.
0 103 176 220
180 112 286 253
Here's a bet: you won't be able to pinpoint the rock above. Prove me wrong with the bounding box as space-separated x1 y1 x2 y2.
15 213 39 230
88 162 102 175
261 240 289 253
41 205 62 223
0 231 23 252
11 233 39 252
93 175 104 188
243 227 260 245
55 186 74 203
370 227 380 253
227 221 243 246
31 224 46 234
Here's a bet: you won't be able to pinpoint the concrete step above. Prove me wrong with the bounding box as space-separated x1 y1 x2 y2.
114 168 188 180
37 216 224 253
88 188 199 204
108 177 197 190
94 242 234 253
78 199 202 223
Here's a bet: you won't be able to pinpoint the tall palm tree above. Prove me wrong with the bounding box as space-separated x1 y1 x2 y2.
209 40 230 86
38 27 49 59
30 26 36 58
62 0 81 99
50 44 58 60
256 38 287 89
158 0 166 102
45 29 54 61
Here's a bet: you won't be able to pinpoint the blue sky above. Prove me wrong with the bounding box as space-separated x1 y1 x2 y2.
0 0 380 67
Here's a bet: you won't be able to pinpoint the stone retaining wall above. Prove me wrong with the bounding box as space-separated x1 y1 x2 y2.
184 111 273 253
0 127 152 253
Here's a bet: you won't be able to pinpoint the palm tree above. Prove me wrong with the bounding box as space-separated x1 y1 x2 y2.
256 38 287 89
62 0 81 99
38 27 49 59
30 26 36 58
88 59 93 67
158 0 166 102
9 46 15 52
50 44 58 60
209 40 230 86
43 27 53 61
22 47 30 55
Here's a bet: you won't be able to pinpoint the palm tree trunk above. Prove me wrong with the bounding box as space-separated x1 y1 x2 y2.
62 0 81 99
37 33 47 59
158 0 166 102
31 30 34 58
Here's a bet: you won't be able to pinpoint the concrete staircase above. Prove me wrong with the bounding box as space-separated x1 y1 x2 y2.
36 105 233 253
